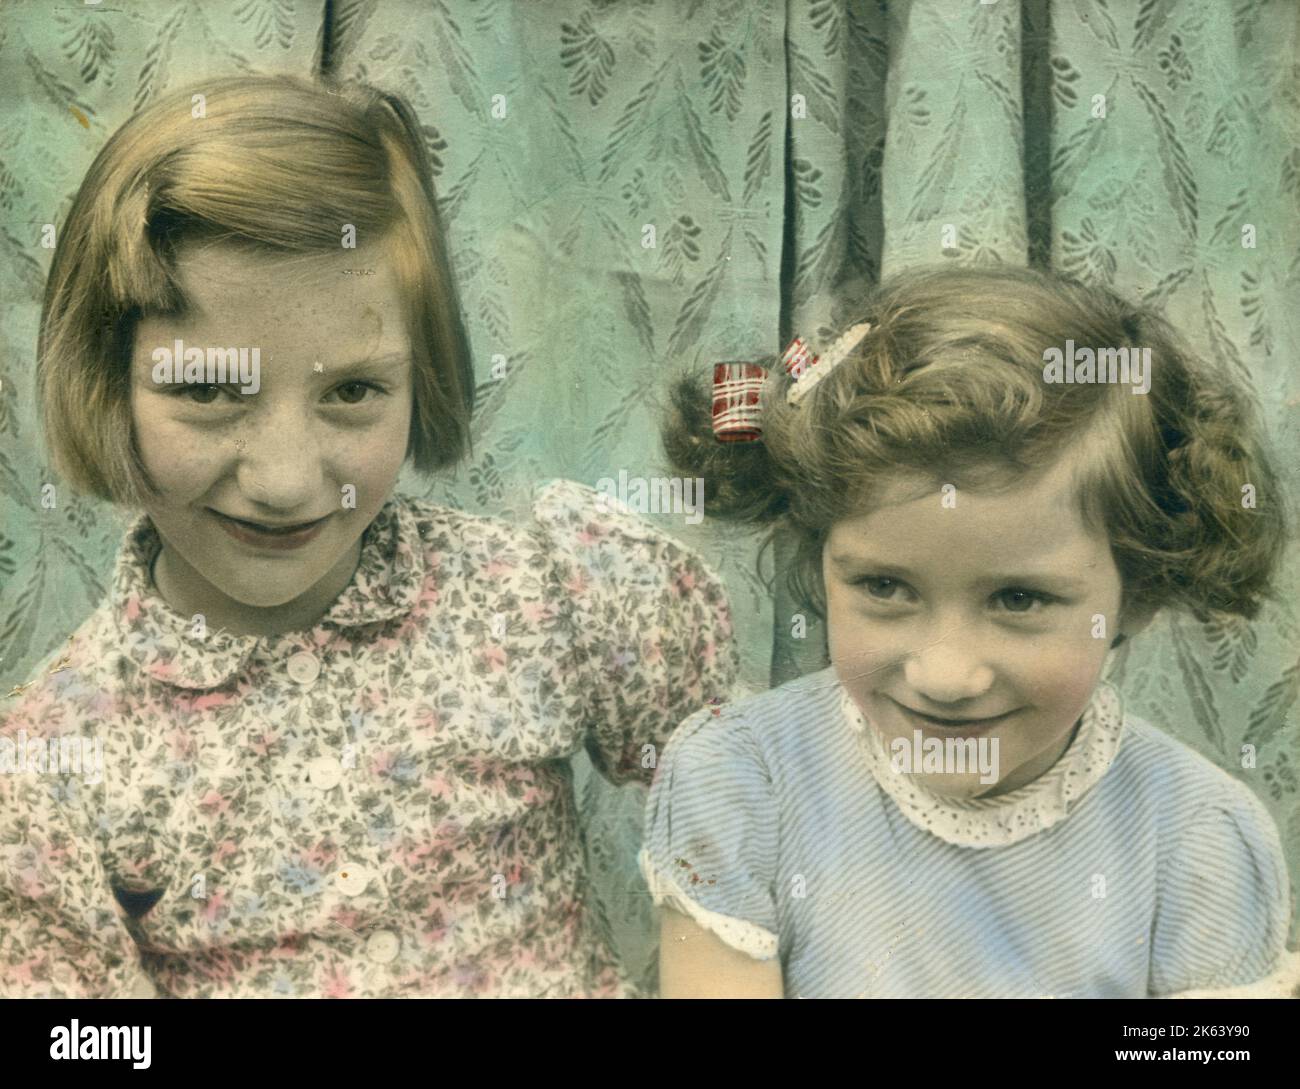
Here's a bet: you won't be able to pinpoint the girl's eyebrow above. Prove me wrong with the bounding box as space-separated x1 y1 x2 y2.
828 554 913 577
976 572 1089 592
829 553 1089 591
332 352 411 370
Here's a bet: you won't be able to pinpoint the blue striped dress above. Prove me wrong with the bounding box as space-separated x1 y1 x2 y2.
639 668 1290 998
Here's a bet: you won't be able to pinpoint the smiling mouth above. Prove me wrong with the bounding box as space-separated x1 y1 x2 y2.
891 698 1015 728
212 511 329 534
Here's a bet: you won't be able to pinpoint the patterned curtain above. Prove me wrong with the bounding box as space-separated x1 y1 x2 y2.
1 2 1296 989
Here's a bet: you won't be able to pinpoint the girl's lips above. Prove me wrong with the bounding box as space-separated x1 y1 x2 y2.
890 697 1017 734
211 510 331 550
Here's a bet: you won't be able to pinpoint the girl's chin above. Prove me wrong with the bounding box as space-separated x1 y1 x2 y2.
207 573 329 609
907 773 1002 800
224 587 322 609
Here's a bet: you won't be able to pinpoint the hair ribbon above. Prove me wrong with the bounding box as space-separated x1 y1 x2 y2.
710 322 872 443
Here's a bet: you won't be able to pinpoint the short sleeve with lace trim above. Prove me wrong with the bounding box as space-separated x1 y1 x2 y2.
639 707 780 961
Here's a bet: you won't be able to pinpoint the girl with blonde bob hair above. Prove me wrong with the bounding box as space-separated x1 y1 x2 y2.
3 74 736 999
39 74 474 505
645 265 1293 998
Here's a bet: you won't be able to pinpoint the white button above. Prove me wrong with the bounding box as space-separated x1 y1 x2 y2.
286 652 320 685
334 864 371 896
307 757 343 791
365 929 400 964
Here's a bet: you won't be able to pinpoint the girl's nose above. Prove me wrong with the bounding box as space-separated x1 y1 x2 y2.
901 632 996 704
231 423 328 510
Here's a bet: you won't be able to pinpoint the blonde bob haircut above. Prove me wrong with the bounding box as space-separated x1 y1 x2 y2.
38 74 474 508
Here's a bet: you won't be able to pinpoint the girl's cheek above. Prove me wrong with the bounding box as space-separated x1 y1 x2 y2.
138 418 219 478
1017 634 1108 707
825 591 860 661
827 609 899 690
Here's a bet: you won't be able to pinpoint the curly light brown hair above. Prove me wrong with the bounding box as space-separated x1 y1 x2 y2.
663 265 1288 624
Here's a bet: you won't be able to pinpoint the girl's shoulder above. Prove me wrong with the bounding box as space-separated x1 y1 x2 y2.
1119 714 1289 995
658 667 845 776
1109 712 1279 833
399 478 712 569
398 479 732 619
1114 713 1263 799
1 607 119 740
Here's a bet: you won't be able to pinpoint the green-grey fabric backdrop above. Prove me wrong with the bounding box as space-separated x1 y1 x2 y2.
2 1 1297 990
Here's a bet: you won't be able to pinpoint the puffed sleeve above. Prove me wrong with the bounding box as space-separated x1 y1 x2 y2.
532 479 738 786
1148 792 1290 996
1 711 153 998
638 707 780 961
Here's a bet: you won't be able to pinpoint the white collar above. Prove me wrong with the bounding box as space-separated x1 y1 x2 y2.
841 681 1125 848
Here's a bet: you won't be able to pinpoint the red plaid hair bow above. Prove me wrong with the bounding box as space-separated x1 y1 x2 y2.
710 323 872 443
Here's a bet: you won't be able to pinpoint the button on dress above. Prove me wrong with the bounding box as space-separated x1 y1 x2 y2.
0 481 737 997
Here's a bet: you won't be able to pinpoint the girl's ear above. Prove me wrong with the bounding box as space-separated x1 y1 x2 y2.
1111 601 1158 647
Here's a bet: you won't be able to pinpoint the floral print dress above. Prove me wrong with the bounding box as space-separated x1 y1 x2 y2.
0 481 736 997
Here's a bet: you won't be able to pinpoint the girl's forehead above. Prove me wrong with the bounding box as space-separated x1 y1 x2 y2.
172 239 392 294
833 461 1103 554
861 455 1084 516
140 243 408 339
130 288 411 379
828 501 1112 590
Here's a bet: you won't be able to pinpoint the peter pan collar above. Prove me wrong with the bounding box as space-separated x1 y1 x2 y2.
841 678 1125 848
111 496 427 690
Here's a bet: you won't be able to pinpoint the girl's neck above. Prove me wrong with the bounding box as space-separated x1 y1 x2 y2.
975 716 1083 799
150 539 362 639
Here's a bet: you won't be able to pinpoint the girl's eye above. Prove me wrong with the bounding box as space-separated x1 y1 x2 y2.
995 588 1052 613
176 384 230 405
328 380 385 405
852 576 907 601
